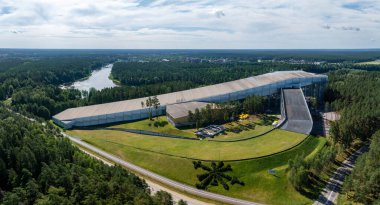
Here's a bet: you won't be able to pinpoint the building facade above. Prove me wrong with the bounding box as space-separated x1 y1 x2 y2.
53 71 327 129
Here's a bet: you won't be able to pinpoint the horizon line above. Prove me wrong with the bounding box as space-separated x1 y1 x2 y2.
1 48 380 50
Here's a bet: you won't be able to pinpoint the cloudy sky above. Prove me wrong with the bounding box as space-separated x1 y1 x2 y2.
0 0 379 49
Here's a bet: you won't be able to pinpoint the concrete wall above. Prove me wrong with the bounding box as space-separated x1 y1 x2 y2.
280 89 287 125
166 114 194 127
52 117 73 129
66 106 166 128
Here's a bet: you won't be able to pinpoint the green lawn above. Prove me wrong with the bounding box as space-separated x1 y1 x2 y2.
110 116 197 138
67 128 306 161
68 130 326 205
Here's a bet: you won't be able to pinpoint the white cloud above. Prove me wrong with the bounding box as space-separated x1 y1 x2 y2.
214 10 225 18
340 26 360 31
0 0 379 48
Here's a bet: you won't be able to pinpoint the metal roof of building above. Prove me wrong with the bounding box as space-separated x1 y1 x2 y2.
54 70 325 121
166 101 211 119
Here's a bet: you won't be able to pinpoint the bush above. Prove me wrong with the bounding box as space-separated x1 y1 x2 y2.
229 126 242 133
246 123 256 129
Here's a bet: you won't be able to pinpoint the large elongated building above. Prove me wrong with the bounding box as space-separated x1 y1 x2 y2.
53 70 327 129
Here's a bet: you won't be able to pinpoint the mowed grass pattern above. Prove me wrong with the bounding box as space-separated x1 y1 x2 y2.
67 129 306 161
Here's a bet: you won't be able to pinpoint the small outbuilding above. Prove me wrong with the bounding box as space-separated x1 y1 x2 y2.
166 101 211 127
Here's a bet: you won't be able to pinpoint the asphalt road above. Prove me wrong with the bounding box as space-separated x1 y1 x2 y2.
63 133 263 205
313 145 369 205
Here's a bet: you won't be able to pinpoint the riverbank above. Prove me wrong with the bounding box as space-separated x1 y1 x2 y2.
60 63 117 92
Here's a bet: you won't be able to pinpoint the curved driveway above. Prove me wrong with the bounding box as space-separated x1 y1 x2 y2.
62 133 263 205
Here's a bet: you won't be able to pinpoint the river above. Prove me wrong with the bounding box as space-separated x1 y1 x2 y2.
62 64 117 92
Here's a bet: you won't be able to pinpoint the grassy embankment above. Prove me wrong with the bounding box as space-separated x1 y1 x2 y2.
67 128 306 161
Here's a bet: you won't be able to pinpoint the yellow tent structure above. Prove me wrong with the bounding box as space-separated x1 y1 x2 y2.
239 113 249 120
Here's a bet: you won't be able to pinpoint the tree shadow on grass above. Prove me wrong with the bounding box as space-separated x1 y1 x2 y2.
302 165 349 200
296 172 329 200
270 174 280 178
324 160 343 176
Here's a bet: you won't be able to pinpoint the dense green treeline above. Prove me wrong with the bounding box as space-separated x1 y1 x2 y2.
111 61 380 87
188 95 266 129
111 62 317 86
111 62 270 86
325 70 380 146
2 49 380 62
180 50 380 62
0 59 26 72
287 146 336 193
322 70 380 204
342 131 380 204
286 69 380 198
0 57 111 101
0 58 110 86
85 81 197 104
0 107 181 205
11 86 84 119
0 57 112 118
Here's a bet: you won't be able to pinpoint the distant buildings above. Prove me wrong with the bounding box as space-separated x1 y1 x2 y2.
185 57 228 64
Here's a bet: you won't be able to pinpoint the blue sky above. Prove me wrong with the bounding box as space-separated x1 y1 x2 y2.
0 0 379 48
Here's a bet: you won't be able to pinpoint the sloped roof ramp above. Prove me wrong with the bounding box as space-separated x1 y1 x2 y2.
280 88 313 135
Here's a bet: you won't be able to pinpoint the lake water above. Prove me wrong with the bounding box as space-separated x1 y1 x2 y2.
65 64 117 92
